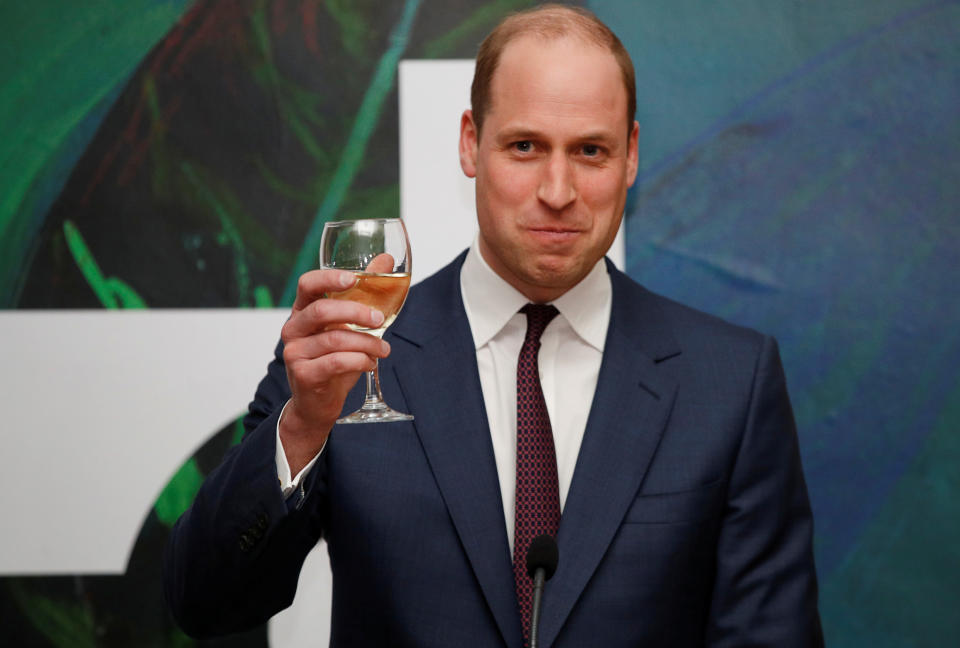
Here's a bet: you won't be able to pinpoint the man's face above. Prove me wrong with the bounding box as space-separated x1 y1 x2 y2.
459 35 639 303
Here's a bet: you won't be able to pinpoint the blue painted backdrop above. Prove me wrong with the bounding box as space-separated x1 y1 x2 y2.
1 0 957 645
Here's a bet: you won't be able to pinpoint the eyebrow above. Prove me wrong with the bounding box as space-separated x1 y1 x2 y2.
495 127 618 143
578 131 618 143
495 128 542 142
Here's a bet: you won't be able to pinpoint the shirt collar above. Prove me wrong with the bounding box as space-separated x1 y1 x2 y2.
460 237 611 352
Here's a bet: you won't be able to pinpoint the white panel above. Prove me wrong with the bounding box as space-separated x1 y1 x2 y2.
0 309 287 574
268 542 333 645
399 59 479 284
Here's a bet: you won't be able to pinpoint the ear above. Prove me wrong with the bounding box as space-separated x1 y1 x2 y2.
459 109 479 178
625 120 640 187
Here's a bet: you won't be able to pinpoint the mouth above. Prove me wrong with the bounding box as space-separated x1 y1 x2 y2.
526 227 582 244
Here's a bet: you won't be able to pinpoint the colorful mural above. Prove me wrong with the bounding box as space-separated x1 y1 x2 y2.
1 0 957 645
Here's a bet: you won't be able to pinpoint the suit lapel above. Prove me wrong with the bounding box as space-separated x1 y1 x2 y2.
387 257 683 647
389 253 524 648
538 265 681 647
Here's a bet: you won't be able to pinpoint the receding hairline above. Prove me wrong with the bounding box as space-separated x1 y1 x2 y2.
471 4 636 135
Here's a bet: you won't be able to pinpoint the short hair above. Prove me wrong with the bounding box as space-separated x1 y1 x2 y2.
470 4 636 136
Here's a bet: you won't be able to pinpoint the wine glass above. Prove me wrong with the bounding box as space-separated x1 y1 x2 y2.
320 218 413 423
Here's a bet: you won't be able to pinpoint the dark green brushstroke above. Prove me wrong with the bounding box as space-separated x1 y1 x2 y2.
282 0 423 306
173 158 293 278
821 375 960 645
64 220 147 309
0 0 190 306
255 155 327 204
325 0 375 60
342 184 401 222
421 0 534 58
256 156 400 222
106 277 149 309
181 162 253 307
171 627 196 648
254 285 274 308
154 457 204 527
232 416 246 446
250 5 332 165
7 580 97 648
63 220 117 308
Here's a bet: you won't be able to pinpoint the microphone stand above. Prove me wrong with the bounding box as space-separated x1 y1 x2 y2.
529 567 547 648
525 534 558 648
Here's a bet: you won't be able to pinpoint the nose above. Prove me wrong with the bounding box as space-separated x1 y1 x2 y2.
536 153 577 211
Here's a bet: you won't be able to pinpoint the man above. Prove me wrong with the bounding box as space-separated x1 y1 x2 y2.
164 5 822 646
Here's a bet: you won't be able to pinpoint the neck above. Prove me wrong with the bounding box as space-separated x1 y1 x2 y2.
477 238 578 304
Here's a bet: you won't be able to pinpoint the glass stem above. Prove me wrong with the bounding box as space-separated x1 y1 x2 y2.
362 358 387 411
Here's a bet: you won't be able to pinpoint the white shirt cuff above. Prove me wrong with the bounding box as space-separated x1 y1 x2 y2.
275 399 324 498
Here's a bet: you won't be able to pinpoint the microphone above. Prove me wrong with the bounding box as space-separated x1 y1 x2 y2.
526 534 559 648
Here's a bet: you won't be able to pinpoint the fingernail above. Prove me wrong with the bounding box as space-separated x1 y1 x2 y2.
371 309 384 326
381 340 391 355
339 272 355 288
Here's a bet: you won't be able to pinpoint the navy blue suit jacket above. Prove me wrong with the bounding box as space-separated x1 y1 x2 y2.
164 252 822 646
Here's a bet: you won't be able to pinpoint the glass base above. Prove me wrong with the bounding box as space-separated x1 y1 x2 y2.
336 402 414 424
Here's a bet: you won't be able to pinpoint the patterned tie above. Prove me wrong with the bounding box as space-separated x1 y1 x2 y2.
513 303 561 643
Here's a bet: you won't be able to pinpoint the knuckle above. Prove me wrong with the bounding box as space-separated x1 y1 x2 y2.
288 362 309 386
297 273 311 294
314 299 327 318
326 354 345 374
321 330 344 352
282 343 296 366
322 327 343 344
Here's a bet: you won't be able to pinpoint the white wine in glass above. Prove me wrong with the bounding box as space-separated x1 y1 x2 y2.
320 218 413 423
326 271 411 337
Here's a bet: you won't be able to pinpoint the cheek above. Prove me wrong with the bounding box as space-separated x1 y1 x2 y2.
578 171 624 207
581 174 629 231
483 161 537 205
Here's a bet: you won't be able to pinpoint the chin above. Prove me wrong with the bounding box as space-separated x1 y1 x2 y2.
526 262 582 291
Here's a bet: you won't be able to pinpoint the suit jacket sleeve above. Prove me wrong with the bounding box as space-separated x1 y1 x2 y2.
163 340 327 639
706 335 824 646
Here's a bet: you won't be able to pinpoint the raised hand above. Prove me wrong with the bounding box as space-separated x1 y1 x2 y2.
278 269 391 474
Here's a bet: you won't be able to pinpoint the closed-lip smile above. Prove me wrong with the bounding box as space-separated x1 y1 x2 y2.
527 226 582 241
527 225 582 234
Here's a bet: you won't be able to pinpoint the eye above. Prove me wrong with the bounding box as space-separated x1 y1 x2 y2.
582 144 601 157
513 140 533 153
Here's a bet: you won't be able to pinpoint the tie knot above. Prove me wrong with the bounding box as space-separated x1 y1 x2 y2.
520 303 559 342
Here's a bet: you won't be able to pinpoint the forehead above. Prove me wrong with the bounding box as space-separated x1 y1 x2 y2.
486 35 628 135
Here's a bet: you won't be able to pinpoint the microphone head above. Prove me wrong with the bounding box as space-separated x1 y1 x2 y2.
526 534 559 581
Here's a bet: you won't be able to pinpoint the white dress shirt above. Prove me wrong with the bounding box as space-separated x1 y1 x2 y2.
460 241 610 553
277 241 612 554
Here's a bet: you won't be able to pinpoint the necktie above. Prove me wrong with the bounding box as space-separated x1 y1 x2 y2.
513 303 561 642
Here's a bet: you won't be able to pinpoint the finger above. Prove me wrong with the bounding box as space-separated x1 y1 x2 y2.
292 270 358 312
288 351 379 385
284 329 391 363
283 298 385 341
365 253 395 274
